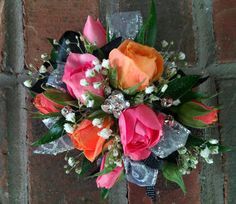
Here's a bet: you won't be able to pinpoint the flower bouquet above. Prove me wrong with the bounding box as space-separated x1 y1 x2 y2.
24 1 230 201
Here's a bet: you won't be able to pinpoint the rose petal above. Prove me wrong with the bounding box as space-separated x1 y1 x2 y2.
135 104 163 130
83 16 106 48
96 155 123 189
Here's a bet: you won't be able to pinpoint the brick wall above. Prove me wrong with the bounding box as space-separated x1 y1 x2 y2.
0 0 236 203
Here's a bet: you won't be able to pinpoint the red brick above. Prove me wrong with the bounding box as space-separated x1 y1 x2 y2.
213 0 236 63
128 182 152 204
24 1 104 203
24 0 100 66
157 168 201 204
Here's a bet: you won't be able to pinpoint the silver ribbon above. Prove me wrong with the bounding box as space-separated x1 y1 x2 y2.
151 121 191 158
106 11 143 40
33 117 74 155
42 117 60 129
46 63 67 91
33 135 74 155
123 157 158 187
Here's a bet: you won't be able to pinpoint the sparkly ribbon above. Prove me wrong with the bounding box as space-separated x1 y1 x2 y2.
151 121 190 158
33 117 74 155
123 157 159 187
106 11 143 40
46 63 67 91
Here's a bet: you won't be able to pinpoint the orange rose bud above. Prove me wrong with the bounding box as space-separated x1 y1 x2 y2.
193 101 218 125
69 117 113 162
109 40 164 90
33 93 63 114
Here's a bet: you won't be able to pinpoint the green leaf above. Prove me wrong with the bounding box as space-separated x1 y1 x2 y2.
186 136 205 147
180 91 220 104
88 109 107 120
135 0 157 46
122 79 145 95
162 162 187 194
180 91 209 103
106 26 116 43
79 157 95 177
87 92 105 109
49 48 59 69
218 145 233 153
108 68 118 88
106 26 110 43
29 90 37 98
31 112 61 119
88 167 115 178
100 188 109 200
32 118 65 146
43 89 79 108
164 75 201 100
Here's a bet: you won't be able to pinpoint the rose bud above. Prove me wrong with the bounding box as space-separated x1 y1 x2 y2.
176 100 218 128
83 15 107 48
96 154 123 189
33 93 63 114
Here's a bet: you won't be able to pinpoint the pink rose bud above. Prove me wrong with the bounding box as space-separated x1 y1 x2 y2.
62 53 104 104
119 104 165 161
96 155 123 189
83 15 107 48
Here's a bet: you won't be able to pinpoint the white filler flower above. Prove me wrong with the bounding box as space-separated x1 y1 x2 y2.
64 123 75 134
98 128 112 139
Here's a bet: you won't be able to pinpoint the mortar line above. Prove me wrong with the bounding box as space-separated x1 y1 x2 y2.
192 0 225 204
182 62 236 77
0 73 17 87
192 0 216 69
4 0 28 203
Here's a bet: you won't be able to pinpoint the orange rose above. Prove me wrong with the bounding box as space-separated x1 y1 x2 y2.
109 40 164 90
70 117 113 162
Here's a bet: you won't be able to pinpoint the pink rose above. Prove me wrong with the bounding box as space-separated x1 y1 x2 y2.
83 15 106 48
119 104 165 161
96 155 123 189
62 53 104 104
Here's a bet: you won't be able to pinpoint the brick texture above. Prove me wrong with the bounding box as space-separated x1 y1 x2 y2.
156 0 196 64
213 0 236 63
157 169 200 204
0 0 233 203
0 0 5 71
24 0 99 66
0 89 8 203
24 1 104 203
217 79 236 203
